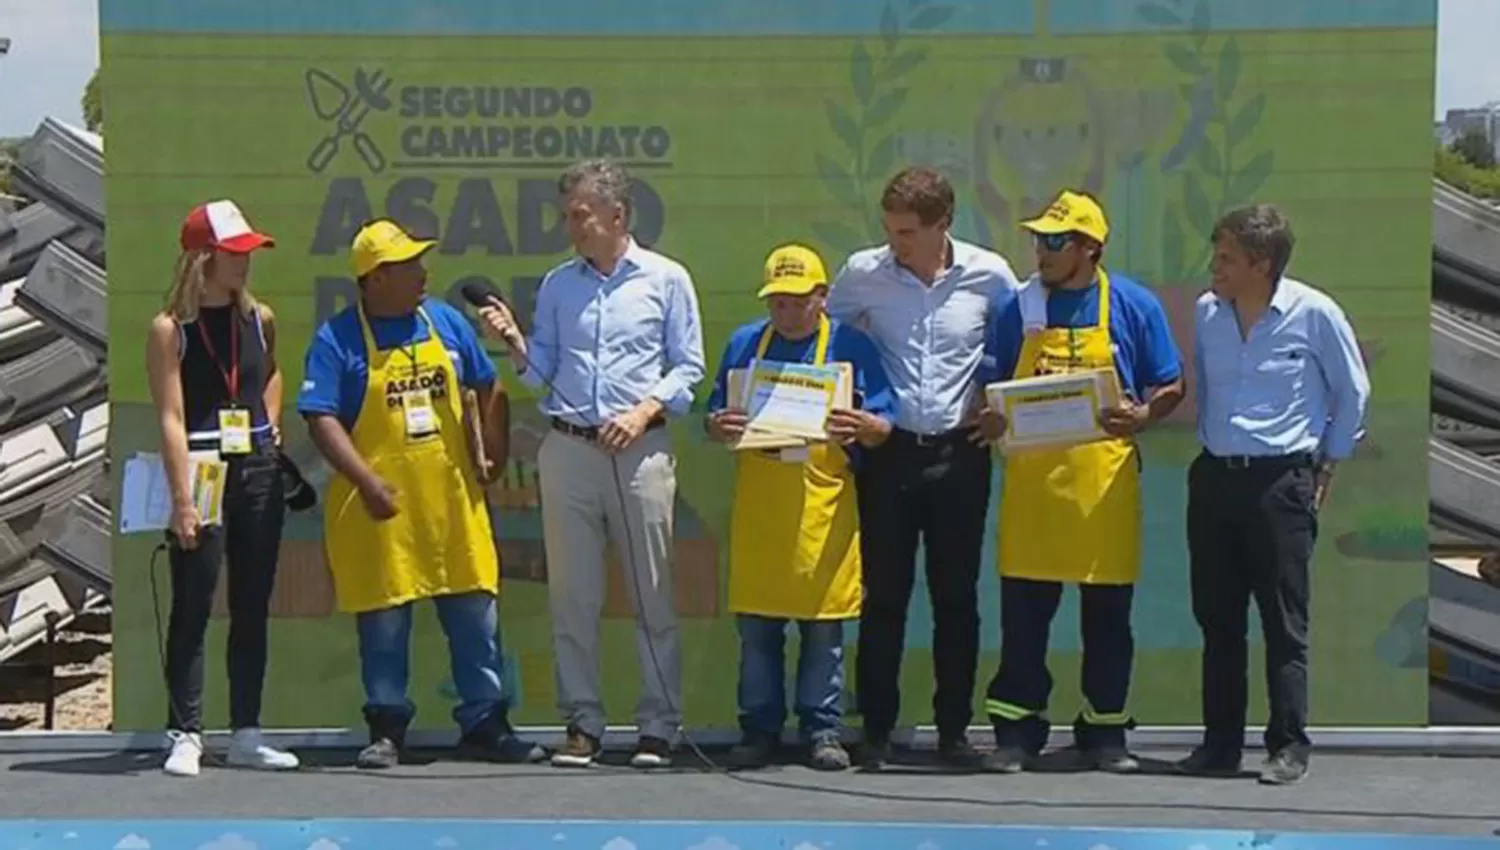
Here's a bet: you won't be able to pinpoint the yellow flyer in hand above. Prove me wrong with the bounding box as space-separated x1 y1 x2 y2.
192 456 228 526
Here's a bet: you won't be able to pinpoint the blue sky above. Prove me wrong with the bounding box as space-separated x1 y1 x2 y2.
0 0 1493 137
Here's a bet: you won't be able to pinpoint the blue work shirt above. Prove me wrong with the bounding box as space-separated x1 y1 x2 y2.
519 238 706 426
979 271 1183 402
707 316 897 473
826 238 1020 435
1194 276 1370 461
296 296 497 432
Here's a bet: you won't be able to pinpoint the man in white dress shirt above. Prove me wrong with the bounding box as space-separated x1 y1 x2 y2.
478 158 706 771
825 166 1021 769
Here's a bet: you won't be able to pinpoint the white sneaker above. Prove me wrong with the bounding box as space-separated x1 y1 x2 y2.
163 730 203 777
226 728 300 771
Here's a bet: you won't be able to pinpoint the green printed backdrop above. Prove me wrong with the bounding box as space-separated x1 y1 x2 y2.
104 0 1436 732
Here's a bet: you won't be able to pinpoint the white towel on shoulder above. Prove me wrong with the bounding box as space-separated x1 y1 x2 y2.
1018 275 1048 334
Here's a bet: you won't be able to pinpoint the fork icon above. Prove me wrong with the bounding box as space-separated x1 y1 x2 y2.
305 68 393 174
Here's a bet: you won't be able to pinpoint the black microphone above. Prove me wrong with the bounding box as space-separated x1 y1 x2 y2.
460 280 506 310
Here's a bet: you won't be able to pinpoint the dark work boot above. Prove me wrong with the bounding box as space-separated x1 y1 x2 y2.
456 712 547 764
356 709 408 770
937 733 983 769
730 731 778 769
1175 745 1244 778
1073 714 1139 774
858 731 892 771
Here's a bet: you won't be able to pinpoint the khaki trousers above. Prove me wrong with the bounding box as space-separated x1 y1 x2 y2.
538 426 682 740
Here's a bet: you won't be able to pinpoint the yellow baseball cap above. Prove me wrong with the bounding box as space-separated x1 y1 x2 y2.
1021 190 1110 244
757 243 829 298
350 219 437 278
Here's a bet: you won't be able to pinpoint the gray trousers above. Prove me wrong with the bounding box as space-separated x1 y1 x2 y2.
538 425 682 741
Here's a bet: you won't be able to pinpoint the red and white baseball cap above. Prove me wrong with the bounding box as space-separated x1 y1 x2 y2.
180 199 276 253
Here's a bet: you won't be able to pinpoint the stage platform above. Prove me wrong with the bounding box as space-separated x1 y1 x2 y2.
1 746 1497 848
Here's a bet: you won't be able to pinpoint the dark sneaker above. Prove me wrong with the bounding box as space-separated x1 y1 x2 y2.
808 737 850 771
1174 745 1243 778
629 735 672 769
980 745 1029 774
1086 745 1140 774
356 737 400 770
1258 749 1309 785
729 733 777 768
858 735 891 771
456 719 547 764
937 735 983 769
549 726 601 768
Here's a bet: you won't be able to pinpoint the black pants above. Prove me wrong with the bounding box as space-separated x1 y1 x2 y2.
854 428 991 740
985 578 1135 752
164 451 285 732
1186 451 1317 756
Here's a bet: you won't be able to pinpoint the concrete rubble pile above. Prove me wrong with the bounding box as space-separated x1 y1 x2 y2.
0 117 110 664
1428 179 1500 706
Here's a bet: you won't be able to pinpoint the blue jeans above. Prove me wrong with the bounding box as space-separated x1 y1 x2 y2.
736 614 846 743
355 590 509 735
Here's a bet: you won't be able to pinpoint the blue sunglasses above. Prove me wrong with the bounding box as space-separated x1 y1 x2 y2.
1033 232 1075 252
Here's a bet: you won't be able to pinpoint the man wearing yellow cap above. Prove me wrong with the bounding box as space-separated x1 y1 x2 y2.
297 218 545 770
705 243 896 771
975 191 1184 773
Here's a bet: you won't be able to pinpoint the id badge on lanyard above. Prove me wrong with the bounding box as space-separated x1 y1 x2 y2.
397 325 439 439
404 388 438 438
198 315 252 456
218 407 252 455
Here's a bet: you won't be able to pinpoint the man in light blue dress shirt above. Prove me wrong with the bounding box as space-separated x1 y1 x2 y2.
477 159 706 772
1177 204 1370 787
825 166 1021 769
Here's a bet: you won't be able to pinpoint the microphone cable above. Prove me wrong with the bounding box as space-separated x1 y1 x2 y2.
146 539 220 767
464 282 788 784
463 283 1114 810
149 537 340 775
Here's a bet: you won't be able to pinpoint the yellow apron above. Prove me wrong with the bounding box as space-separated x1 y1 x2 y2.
323 304 500 613
997 269 1141 585
726 316 862 620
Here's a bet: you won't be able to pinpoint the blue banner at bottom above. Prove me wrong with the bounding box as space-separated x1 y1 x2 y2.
0 821 1492 850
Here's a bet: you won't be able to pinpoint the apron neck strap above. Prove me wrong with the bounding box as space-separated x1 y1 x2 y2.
1096 267 1112 331
756 314 831 364
355 301 433 351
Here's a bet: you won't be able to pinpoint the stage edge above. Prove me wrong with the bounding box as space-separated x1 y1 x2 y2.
0 725 1495 754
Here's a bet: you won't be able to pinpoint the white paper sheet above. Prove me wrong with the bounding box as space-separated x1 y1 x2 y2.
1008 393 1098 438
118 451 227 534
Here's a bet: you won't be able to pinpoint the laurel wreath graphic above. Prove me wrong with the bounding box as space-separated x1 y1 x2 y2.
1139 0 1275 282
811 0 956 257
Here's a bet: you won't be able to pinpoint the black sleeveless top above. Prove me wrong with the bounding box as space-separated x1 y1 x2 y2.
177 303 271 446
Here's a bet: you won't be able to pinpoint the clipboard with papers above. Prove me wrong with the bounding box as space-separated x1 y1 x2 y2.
117 450 229 534
725 361 854 451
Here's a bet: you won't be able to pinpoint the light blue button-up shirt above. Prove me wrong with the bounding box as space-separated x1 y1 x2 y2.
519 239 706 426
827 239 1020 435
1194 277 1371 460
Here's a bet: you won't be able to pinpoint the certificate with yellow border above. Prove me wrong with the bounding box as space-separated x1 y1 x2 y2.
984 368 1122 452
738 358 842 441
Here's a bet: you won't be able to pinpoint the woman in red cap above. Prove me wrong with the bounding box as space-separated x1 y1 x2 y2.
143 199 299 777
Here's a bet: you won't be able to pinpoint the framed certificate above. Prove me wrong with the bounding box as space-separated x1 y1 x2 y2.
724 362 853 451
983 368 1123 453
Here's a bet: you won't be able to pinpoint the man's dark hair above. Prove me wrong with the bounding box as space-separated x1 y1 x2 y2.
1212 203 1296 280
881 166 954 227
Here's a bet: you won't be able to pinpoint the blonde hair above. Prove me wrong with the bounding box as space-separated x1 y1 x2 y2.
163 249 257 324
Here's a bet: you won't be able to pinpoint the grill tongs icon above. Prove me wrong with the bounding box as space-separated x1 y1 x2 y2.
305 68 393 173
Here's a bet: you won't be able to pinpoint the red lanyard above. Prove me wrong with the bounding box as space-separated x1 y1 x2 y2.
196 313 239 399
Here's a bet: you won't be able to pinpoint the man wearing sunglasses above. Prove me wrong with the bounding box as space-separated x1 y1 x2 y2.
975 190 1184 774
